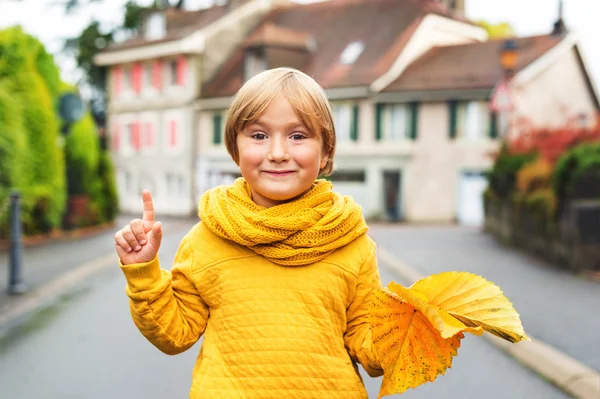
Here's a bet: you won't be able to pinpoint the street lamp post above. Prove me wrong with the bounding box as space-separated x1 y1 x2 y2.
8 191 26 294
490 39 519 138
500 39 518 79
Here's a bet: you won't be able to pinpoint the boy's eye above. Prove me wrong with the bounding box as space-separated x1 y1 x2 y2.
252 132 267 140
291 132 306 140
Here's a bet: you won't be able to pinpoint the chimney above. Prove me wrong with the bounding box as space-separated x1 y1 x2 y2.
551 0 568 36
436 0 465 15
451 0 465 13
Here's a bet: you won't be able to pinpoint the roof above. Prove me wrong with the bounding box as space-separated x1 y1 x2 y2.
202 0 471 97
383 34 564 93
102 5 228 52
244 22 314 51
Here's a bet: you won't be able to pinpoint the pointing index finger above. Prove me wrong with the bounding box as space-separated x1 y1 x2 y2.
142 190 155 227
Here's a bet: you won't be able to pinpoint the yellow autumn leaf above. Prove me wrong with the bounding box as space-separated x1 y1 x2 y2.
408 272 530 343
387 282 483 339
370 272 529 398
370 287 479 398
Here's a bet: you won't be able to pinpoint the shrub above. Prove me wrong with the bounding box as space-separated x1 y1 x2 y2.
552 142 600 201
486 143 536 199
0 27 65 233
517 158 553 194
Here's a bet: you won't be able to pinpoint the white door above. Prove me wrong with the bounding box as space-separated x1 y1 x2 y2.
458 171 488 226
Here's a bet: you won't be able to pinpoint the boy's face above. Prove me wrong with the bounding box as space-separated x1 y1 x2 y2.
236 95 328 208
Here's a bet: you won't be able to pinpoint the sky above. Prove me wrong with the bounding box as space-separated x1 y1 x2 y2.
0 0 598 91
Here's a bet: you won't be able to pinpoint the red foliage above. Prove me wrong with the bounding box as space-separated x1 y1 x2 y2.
507 115 600 164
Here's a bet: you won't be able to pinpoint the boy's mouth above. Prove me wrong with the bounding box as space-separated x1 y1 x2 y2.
263 170 295 176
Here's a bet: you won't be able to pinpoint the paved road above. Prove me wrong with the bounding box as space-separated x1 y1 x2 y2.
369 224 600 373
0 222 571 398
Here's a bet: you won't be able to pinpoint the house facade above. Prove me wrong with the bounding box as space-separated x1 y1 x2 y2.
94 0 290 216
194 0 599 225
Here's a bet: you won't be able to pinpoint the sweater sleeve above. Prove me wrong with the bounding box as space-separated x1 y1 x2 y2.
344 239 384 377
119 233 209 355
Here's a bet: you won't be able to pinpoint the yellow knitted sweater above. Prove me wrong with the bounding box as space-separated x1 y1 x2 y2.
120 179 383 398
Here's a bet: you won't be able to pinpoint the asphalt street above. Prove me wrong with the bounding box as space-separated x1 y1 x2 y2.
0 221 575 398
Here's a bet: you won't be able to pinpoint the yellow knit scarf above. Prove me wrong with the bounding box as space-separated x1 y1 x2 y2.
198 178 368 266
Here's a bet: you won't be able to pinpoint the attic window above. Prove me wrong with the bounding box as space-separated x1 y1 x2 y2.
145 12 166 41
340 41 364 65
244 50 266 81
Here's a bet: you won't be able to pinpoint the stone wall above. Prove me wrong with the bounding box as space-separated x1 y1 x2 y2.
484 198 600 271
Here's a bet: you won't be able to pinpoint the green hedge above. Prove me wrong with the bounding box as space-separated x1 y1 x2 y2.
0 27 65 236
552 142 600 201
486 143 536 200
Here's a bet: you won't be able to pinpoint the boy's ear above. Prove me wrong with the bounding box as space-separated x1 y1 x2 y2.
320 154 329 170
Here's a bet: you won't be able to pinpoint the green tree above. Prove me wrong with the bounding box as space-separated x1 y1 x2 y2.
63 0 184 94
0 27 65 234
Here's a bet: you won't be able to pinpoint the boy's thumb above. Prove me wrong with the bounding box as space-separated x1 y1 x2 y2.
150 221 162 249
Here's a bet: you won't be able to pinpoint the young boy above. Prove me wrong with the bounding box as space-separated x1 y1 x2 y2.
114 67 383 398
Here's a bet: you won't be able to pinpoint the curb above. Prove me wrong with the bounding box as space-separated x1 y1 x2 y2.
377 246 600 399
0 253 116 331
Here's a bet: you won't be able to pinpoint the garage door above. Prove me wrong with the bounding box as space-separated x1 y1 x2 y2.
457 171 488 226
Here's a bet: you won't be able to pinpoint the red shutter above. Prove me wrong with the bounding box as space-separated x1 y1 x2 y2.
152 61 162 89
113 67 123 96
146 122 154 147
176 56 187 86
169 120 177 147
132 64 143 94
112 123 120 151
131 122 141 150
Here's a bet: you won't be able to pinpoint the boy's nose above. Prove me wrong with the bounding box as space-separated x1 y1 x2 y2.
267 136 290 162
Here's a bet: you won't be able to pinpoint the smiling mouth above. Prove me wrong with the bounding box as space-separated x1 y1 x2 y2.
263 171 295 176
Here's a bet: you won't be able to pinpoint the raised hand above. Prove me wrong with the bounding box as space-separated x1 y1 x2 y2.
114 190 162 265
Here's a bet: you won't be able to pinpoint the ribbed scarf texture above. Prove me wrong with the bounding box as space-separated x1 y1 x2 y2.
198 178 368 266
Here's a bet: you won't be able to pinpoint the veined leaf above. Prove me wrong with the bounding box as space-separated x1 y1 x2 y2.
370 287 476 398
370 272 529 398
409 272 530 343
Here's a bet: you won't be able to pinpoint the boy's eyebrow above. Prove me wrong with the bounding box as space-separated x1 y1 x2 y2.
248 119 307 130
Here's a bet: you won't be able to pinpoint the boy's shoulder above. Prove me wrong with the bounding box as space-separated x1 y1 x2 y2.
183 221 254 265
323 233 376 273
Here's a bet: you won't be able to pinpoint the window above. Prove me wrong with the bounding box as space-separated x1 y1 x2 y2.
449 101 496 140
327 170 365 182
244 50 266 81
145 12 166 41
144 64 153 89
144 122 155 148
127 122 138 151
124 67 132 91
169 60 178 86
376 103 419 141
138 174 156 195
340 41 365 65
331 103 359 142
124 171 133 194
165 173 186 197
212 112 225 145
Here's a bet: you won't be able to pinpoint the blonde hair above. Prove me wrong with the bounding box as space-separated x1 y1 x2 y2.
225 67 336 175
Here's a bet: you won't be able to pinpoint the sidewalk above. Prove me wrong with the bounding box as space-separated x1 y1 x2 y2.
0 215 197 330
